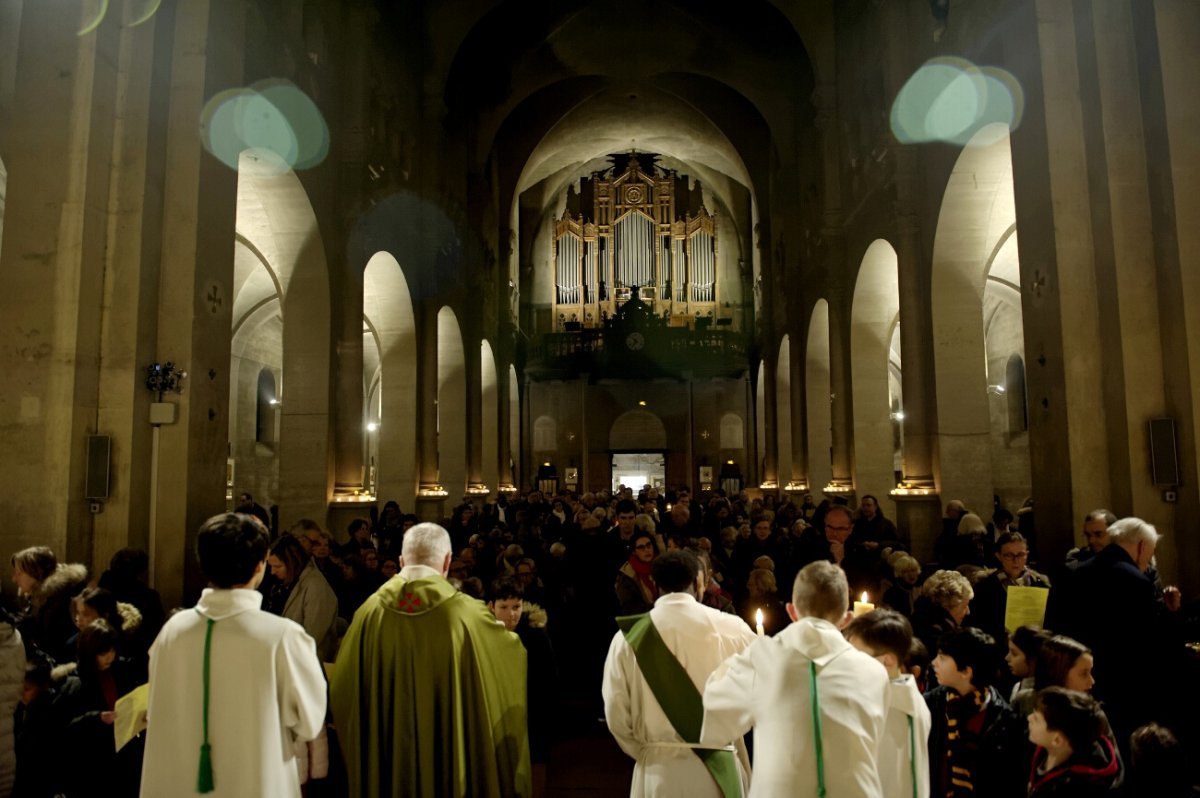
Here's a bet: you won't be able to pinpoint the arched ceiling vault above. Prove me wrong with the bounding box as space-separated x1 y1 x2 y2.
441 0 816 183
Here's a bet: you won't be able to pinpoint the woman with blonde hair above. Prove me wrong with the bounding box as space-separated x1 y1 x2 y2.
911 568 974 657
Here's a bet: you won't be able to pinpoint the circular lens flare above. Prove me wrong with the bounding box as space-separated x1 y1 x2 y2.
200 81 329 173
891 58 1024 146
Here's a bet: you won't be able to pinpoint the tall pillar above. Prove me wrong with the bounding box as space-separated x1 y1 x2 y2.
153 0 245 604
1154 0 1200 595
1085 0 1169 546
759 355 779 488
0 0 126 569
94 11 171 571
465 334 486 494
1004 0 1109 560
331 266 365 496
415 299 444 519
826 279 855 494
788 329 810 491
496 356 515 491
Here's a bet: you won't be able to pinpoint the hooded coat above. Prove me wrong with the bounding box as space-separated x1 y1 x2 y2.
330 565 531 798
1027 736 1124 797
21 563 88 663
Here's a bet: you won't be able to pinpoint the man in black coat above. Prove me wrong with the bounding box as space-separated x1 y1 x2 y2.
1061 517 1183 749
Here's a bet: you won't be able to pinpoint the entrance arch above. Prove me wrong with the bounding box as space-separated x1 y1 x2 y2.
610 409 668 450
931 124 1028 513
364 251 418 507
232 152 330 525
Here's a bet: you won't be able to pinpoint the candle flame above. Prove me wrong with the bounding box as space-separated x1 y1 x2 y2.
861 592 869 604
755 608 763 626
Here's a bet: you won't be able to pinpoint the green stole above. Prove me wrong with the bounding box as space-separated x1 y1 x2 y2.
616 613 741 798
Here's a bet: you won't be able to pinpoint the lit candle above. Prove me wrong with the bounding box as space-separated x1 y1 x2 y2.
755 608 765 637
853 592 875 617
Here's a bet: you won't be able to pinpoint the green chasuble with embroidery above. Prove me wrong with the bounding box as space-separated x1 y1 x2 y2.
331 574 532 798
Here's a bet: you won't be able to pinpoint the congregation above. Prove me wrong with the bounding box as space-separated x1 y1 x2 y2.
1 485 1198 797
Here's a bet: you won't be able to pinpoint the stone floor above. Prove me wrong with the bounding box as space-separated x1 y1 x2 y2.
546 715 634 796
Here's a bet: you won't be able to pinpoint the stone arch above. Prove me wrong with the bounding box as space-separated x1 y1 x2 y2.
930 123 1023 513
851 239 900 517
481 339 499 490
235 152 331 525
983 230 1031 509
610 409 668 450
806 300 832 500
438 306 467 497
363 251 418 507
776 336 793 486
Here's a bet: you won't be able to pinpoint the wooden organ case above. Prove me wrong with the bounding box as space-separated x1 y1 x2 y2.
552 153 720 331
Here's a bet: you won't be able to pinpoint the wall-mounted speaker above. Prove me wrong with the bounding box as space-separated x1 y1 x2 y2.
85 435 111 500
1148 418 1179 486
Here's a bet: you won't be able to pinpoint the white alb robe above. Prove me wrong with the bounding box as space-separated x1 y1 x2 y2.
602 592 757 798
880 674 932 798
700 616 890 798
140 588 327 798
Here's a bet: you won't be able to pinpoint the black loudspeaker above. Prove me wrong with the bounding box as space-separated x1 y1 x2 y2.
85 435 111 500
564 321 582 332
1148 418 1179 486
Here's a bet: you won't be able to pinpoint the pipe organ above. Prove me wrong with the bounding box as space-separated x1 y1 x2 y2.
552 153 721 330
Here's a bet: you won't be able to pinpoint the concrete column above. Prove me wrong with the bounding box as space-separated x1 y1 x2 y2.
893 151 937 488
153 0 245 603
496 356 515 490
759 355 779 487
415 301 440 487
827 284 855 490
332 265 365 495
94 10 172 570
465 333 485 491
1002 0 1109 560
1154 0 1200 594
415 299 443 519
1081 0 1170 532
788 329 810 490
0 0 124 568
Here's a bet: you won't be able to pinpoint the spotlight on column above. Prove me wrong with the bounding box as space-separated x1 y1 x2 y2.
366 422 379 432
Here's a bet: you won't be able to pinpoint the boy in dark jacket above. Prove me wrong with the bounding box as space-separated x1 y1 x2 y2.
1027 687 1123 797
925 627 1027 798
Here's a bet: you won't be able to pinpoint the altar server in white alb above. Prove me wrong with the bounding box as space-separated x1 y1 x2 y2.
603 549 758 798
844 608 932 798
701 561 890 798
141 513 327 797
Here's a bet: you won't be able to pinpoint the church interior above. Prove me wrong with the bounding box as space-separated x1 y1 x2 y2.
3 0 1200 792
3 0 1197 604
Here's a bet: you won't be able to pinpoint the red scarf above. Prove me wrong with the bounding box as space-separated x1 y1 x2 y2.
626 555 659 602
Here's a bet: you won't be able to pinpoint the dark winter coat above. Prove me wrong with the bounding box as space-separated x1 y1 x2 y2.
926 685 1027 798
1027 735 1123 797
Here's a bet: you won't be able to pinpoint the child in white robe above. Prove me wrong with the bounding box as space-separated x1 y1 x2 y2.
845 608 932 798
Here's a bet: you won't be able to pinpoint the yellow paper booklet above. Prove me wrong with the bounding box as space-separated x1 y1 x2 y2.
1004 585 1049 633
114 683 150 752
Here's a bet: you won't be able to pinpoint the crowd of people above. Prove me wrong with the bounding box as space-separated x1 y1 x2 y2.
0 485 1196 796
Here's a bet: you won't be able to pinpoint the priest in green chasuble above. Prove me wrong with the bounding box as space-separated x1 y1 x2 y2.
331 522 532 797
